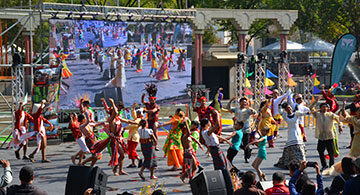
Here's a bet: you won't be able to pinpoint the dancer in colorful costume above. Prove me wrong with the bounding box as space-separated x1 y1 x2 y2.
12 102 33 160
29 100 54 163
160 108 187 171
91 98 137 175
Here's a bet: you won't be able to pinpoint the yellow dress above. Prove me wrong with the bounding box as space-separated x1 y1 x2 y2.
259 109 276 137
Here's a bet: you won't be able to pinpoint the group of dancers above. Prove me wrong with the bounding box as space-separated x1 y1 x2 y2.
10 83 360 184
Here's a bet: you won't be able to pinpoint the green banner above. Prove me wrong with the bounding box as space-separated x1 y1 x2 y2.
331 34 357 85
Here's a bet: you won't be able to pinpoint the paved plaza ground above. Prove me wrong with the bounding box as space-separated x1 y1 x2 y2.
1 121 352 195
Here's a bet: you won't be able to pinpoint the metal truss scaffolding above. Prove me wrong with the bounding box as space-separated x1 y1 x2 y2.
278 63 289 94
235 62 247 97
303 75 313 105
254 62 266 109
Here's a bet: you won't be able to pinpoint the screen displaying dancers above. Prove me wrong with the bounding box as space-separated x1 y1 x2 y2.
49 19 192 108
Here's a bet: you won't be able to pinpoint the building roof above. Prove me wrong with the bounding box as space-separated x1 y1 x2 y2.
303 39 335 53
258 40 309 52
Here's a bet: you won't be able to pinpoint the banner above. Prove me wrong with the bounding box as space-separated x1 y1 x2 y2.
331 34 357 85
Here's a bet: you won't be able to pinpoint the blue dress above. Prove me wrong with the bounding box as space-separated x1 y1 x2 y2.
257 136 267 160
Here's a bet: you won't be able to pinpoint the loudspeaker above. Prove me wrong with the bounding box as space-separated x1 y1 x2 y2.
190 170 233 195
65 165 108 195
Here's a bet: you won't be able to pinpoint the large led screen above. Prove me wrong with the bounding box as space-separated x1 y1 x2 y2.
49 19 192 108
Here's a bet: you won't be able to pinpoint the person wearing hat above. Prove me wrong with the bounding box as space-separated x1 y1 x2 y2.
29 100 54 163
7 166 47 195
343 157 360 195
345 94 360 148
192 93 222 136
309 96 342 171
141 93 160 151
11 102 34 160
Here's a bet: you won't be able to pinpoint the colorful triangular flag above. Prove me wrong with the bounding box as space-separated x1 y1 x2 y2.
245 88 254 96
314 78 320 86
332 83 339 88
265 78 275 86
288 72 293 78
311 70 317 79
246 71 253 78
310 94 315 104
288 77 297 86
245 78 251 88
265 87 273 95
313 86 321 94
266 69 278 78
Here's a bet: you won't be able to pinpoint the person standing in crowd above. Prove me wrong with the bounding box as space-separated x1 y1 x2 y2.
326 157 355 194
138 119 158 180
289 161 324 195
310 96 342 171
274 103 308 169
345 94 360 148
343 157 360 195
7 166 47 195
0 160 12 195
233 171 266 195
227 97 257 163
265 172 290 195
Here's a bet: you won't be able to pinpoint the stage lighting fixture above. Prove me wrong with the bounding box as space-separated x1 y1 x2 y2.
257 53 265 63
65 12 73 19
92 14 98 20
172 17 178 23
279 51 287 59
184 17 188 23
105 14 110 21
51 12 59 19
128 14 134 22
79 13 85 20
237 53 245 63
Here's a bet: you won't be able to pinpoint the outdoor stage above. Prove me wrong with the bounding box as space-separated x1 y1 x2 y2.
1 119 352 194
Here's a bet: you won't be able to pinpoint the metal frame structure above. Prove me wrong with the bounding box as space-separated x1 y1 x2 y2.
254 62 266 109
235 62 247 97
278 62 290 94
303 75 313 105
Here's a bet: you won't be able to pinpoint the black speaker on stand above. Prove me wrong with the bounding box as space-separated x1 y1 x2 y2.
65 165 107 195
190 169 233 195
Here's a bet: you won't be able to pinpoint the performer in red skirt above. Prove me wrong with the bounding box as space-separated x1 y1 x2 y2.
180 121 204 183
29 100 54 163
12 102 33 160
91 98 138 176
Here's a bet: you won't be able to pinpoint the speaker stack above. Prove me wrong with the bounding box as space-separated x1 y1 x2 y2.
65 165 108 195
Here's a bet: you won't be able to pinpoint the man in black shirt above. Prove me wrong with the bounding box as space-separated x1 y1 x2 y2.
7 166 47 195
